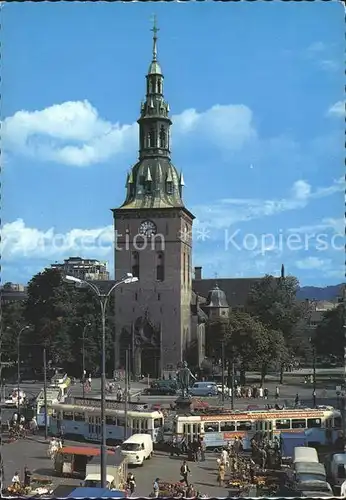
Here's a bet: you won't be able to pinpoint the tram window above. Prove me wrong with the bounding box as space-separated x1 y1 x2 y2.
142 419 148 430
237 421 252 431
183 424 189 434
292 419 306 429
220 421 236 432
204 422 219 432
154 418 162 428
117 417 125 427
73 412 85 422
334 416 342 428
338 465 346 479
62 411 73 421
275 419 290 430
173 421 177 433
307 418 321 428
106 416 117 426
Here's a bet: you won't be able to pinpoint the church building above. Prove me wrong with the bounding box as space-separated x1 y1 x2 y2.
111 24 270 378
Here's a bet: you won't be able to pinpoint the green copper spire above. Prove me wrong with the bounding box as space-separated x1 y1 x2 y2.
119 21 186 211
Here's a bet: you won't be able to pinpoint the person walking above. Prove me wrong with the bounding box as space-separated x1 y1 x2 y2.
217 462 225 487
127 472 136 496
275 386 280 400
294 393 300 407
152 478 160 498
200 438 206 462
23 466 31 488
180 461 190 486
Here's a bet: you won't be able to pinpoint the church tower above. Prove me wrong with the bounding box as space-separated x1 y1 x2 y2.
112 19 194 377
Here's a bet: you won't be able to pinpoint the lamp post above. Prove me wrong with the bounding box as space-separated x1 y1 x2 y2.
221 340 225 404
17 326 30 412
64 273 138 488
82 322 91 399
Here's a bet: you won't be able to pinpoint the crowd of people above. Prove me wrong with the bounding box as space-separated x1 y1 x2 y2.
7 412 38 440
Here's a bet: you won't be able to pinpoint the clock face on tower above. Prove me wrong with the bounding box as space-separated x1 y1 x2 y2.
139 220 157 237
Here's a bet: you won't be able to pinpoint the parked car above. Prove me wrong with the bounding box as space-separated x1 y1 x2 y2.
143 386 176 396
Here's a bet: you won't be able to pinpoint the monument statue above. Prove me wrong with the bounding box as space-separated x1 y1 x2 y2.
176 361 196 399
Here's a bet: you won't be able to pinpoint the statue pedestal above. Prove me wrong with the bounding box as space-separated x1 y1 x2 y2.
175 395 192 414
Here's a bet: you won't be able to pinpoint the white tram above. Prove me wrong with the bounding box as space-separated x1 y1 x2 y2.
49 402 164 444
173 407 342 450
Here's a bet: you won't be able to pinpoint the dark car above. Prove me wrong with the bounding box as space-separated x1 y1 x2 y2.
143 386 176 396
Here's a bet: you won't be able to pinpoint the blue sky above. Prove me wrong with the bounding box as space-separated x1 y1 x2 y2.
2 1 344 286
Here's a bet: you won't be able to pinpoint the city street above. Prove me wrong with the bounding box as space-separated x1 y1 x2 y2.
2 436 228 497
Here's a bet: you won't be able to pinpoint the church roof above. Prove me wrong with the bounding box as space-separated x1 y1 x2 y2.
204 283 228 308
193 277 263 307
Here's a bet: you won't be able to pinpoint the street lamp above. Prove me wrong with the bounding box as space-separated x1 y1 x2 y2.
64 272 138 488
17 326 30 412
81 322 91 399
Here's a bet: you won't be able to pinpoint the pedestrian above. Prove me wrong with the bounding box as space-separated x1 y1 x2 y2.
200 438 206 462
217 462 225 486
127 472 136 496
294 394 299 407
12 471 20 490
275 386 280 399
264 387 269 399
153 478 160 498
259 386 263 398
23 466 31 488
180 460 190 486
29 416 38 435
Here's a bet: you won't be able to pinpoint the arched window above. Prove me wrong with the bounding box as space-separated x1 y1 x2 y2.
157 79 162 94
183 252 186 284
166 181 173 195
132 251 139 279
156 252 164 281
159 126 166 148
148 127 156 148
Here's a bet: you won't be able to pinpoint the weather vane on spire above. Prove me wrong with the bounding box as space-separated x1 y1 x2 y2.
150 15 159 61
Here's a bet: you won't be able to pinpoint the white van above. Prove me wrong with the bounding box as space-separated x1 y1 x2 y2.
121 433 153 466
330 453 346 487
293 446 319 464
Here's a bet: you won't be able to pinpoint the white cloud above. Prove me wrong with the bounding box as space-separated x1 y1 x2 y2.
289 217 344 234
1 218 114 261
193 177 344 230
327 101 345 117
2 100 256 167
295 256 331 270
307 42 326 54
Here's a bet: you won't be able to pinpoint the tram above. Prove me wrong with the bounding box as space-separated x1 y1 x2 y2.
172 406 341 450
50 402 164 444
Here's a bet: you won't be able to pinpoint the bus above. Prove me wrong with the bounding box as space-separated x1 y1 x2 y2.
172 406 341 451
50 402 164 445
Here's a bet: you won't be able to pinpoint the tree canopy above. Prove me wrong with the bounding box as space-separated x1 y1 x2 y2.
247 274 304 354
314 304 344 359
4 268 116 377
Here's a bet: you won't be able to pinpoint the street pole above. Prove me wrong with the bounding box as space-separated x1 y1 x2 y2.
43 347 48 440
231 358 235 410
17 326 29 413
343 286 346 451
221 341 225 404
63 272 138 489
124 349 129 440
100 299 107 489
82 323 90 400
312 344 316 407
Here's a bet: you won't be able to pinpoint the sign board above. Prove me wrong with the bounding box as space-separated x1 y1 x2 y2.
72 397 149 412
200 411 324 422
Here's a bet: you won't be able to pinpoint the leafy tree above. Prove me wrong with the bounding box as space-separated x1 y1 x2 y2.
1 300 26 362
23 268 115 377
247 274 304 382
207 312 287 385
314 304 344 359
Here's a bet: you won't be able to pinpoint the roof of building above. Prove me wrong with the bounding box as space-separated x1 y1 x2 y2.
193 277 262 307
204 283 229 308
